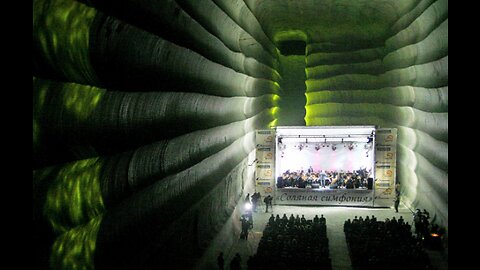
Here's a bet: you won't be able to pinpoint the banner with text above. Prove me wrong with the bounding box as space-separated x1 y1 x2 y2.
374 128 397 207
275 188 374 206
255 130 275 197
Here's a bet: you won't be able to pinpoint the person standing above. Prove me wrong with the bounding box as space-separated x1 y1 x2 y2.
394 183 401 212
217 252 224 270
319 170 327 188
230 253 241 270
264 195 273 213
245 193 251 204
251 192 260 212
240 214 250 240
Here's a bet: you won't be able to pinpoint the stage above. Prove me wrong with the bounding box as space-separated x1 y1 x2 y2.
255 126 398 208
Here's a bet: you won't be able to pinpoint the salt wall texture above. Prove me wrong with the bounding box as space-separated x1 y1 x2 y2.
33 0 447 269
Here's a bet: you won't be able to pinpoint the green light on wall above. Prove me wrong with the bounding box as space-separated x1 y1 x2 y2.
273 30 308 44
267 106 280 128
41 157 105 235
270 106 279 118
62 83 105 121
33 77 106 124
33 0 99 83
33 119 41 152
268 119 278 128
273 81 281 92
272 94 281 106
50 215 102 270
305 103 418 128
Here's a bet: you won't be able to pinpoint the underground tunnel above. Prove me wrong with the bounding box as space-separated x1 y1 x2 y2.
33 0 448 269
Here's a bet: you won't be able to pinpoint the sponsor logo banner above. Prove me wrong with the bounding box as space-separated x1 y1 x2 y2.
255 130 275 146
256 164 274 178
374 128 397 202
375 129 397 144
375 149 397 163
256 147 274 163
376 168 395 179
256 130 275 197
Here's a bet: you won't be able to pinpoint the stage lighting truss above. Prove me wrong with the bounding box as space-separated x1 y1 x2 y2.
347 142 356 151
280 134 370 143
295 143 309 151
278 133 374 152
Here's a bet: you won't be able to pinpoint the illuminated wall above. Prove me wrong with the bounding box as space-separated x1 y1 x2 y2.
33 0 447 268
299 0 448 230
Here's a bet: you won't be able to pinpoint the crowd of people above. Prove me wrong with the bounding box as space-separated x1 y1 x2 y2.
241 193 274 240
413 209 446 250
217 210 445 270
244 192 273 213
217 193 445 270
276 167 372 189
247 213 332 270
344 215 435 270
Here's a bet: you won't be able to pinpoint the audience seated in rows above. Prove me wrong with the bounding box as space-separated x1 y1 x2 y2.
344 215 435 270
413 209 446 250
248 213 331 270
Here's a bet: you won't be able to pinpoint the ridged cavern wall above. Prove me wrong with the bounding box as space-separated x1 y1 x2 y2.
33 0 447 269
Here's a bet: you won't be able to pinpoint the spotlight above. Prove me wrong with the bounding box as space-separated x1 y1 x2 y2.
244 202 252 211
348 143 354 151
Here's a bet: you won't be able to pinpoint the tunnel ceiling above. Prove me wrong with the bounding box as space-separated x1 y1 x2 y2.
245 0 418 44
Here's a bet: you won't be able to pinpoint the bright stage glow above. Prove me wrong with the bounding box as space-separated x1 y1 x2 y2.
275 126 375 174
278 141 373 172
244 202 252 210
